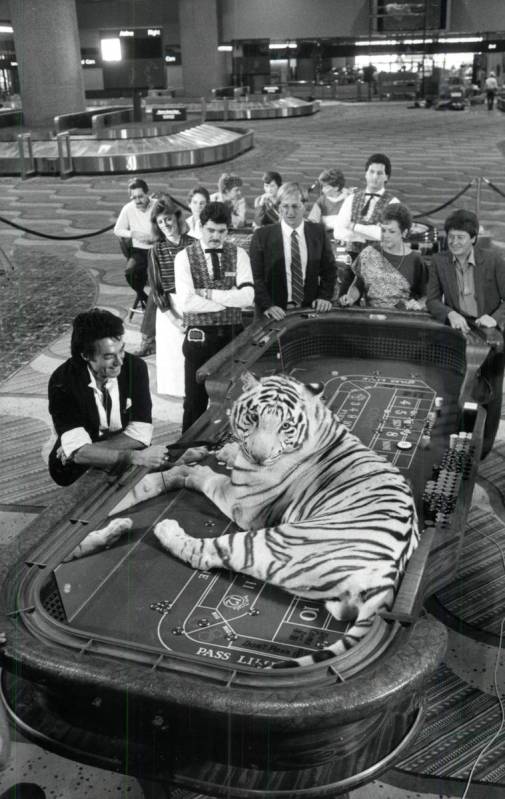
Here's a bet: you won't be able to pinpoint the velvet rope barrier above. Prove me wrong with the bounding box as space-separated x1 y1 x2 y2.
412 180 475 220
0 193 190 241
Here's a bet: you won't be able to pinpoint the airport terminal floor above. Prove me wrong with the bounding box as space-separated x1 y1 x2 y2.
2 99 505 798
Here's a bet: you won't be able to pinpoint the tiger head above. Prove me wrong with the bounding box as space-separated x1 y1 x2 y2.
230 372 330 466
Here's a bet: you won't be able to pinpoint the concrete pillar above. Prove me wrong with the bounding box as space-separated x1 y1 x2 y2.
9 0 86 128
178 0 228 97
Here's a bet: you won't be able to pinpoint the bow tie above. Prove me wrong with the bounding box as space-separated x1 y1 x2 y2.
205 249 223 254
360 192 381 218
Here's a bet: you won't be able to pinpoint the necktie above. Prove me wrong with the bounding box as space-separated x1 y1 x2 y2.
205 249 222 280
102 385 112 427
360 192 381 218
290 230 304 306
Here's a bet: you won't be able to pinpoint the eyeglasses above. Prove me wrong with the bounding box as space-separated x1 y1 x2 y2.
157 217 175 225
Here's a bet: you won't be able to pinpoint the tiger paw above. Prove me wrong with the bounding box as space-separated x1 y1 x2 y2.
177 446 208 465
214 441 239 467
153 518 186 555
111 470 177 514
65 518 133 561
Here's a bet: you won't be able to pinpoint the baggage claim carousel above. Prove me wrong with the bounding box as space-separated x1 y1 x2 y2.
1 121 254 176
0 96 318 175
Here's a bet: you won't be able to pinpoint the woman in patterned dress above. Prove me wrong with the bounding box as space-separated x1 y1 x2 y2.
339 203 427 310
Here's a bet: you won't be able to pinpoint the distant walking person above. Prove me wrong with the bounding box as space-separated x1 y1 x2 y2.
485 71 498 110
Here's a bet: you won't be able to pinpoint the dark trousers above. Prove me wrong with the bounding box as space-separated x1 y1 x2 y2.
476 349 505 458
486 89 496 110
140 292 156 339
125 248 149 304
182 325 241 432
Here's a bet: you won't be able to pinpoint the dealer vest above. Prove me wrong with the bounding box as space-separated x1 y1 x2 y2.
183 241 243 327
350 189 394 225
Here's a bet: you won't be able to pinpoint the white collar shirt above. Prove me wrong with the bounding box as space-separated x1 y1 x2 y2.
280 219 308 303
87 367 123 435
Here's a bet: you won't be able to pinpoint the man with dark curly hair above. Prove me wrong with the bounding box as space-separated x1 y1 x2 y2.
333 153 398 262
48 308 167 485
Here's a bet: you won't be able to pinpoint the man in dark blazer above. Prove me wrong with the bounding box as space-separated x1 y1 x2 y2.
250 182 336 320
427 209 505 457
48 309 167 485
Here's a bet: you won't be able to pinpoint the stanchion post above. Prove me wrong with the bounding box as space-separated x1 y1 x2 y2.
475 176 482 219
56 132 73 179
17 133 36 179
223 97 229 121
200 97 206 123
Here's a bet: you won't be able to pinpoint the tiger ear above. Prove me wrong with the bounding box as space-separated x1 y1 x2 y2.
241 371 259 390
305 382 324 396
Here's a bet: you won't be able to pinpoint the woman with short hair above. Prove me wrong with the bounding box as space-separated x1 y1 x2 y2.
210 172 247 227
339 203 427 310
308 168 351 228
253 170 282 227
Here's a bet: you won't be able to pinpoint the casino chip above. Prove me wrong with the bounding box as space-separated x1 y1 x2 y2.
396 440 413 450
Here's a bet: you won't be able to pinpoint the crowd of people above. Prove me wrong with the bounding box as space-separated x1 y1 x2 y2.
47 154 505 486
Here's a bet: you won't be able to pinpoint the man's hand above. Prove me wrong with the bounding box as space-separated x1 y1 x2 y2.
475 314 497 328
312 299 332 312
264 306 286 320
448 310 470 334
132 445 171 469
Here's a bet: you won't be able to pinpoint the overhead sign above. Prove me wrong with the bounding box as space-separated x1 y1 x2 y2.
152 107 187 121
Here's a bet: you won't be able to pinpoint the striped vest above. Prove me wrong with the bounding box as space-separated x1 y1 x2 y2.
350 189 394 225
183 241 243 327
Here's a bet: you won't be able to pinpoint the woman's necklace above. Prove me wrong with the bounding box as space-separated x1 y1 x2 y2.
383 242 406 271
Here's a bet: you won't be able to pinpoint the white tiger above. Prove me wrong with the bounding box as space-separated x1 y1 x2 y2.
80 373 419 666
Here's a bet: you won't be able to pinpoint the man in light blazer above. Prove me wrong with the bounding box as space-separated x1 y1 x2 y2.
427 209 505 457
250 182 336 320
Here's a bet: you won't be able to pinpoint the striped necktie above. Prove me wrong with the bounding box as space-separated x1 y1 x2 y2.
290 230 304 306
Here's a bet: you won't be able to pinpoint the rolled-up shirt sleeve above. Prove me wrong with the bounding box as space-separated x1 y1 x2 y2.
333 195 353 243
123 420 152 446
49 371 94 458
212 247 254 307
113 205 132 239
61 427 93 458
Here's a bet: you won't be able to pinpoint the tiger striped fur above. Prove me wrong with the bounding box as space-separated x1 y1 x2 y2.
153 372 420 666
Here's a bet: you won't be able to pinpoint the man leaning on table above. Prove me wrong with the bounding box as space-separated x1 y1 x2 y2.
426 209 505 458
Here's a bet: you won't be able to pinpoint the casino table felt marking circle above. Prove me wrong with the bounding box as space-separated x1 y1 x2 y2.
322 373 437 469
153 569 348 667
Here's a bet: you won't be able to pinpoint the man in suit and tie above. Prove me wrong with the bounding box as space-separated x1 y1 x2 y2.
427 209 505 457
48 309 168 485
250 182 336 321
